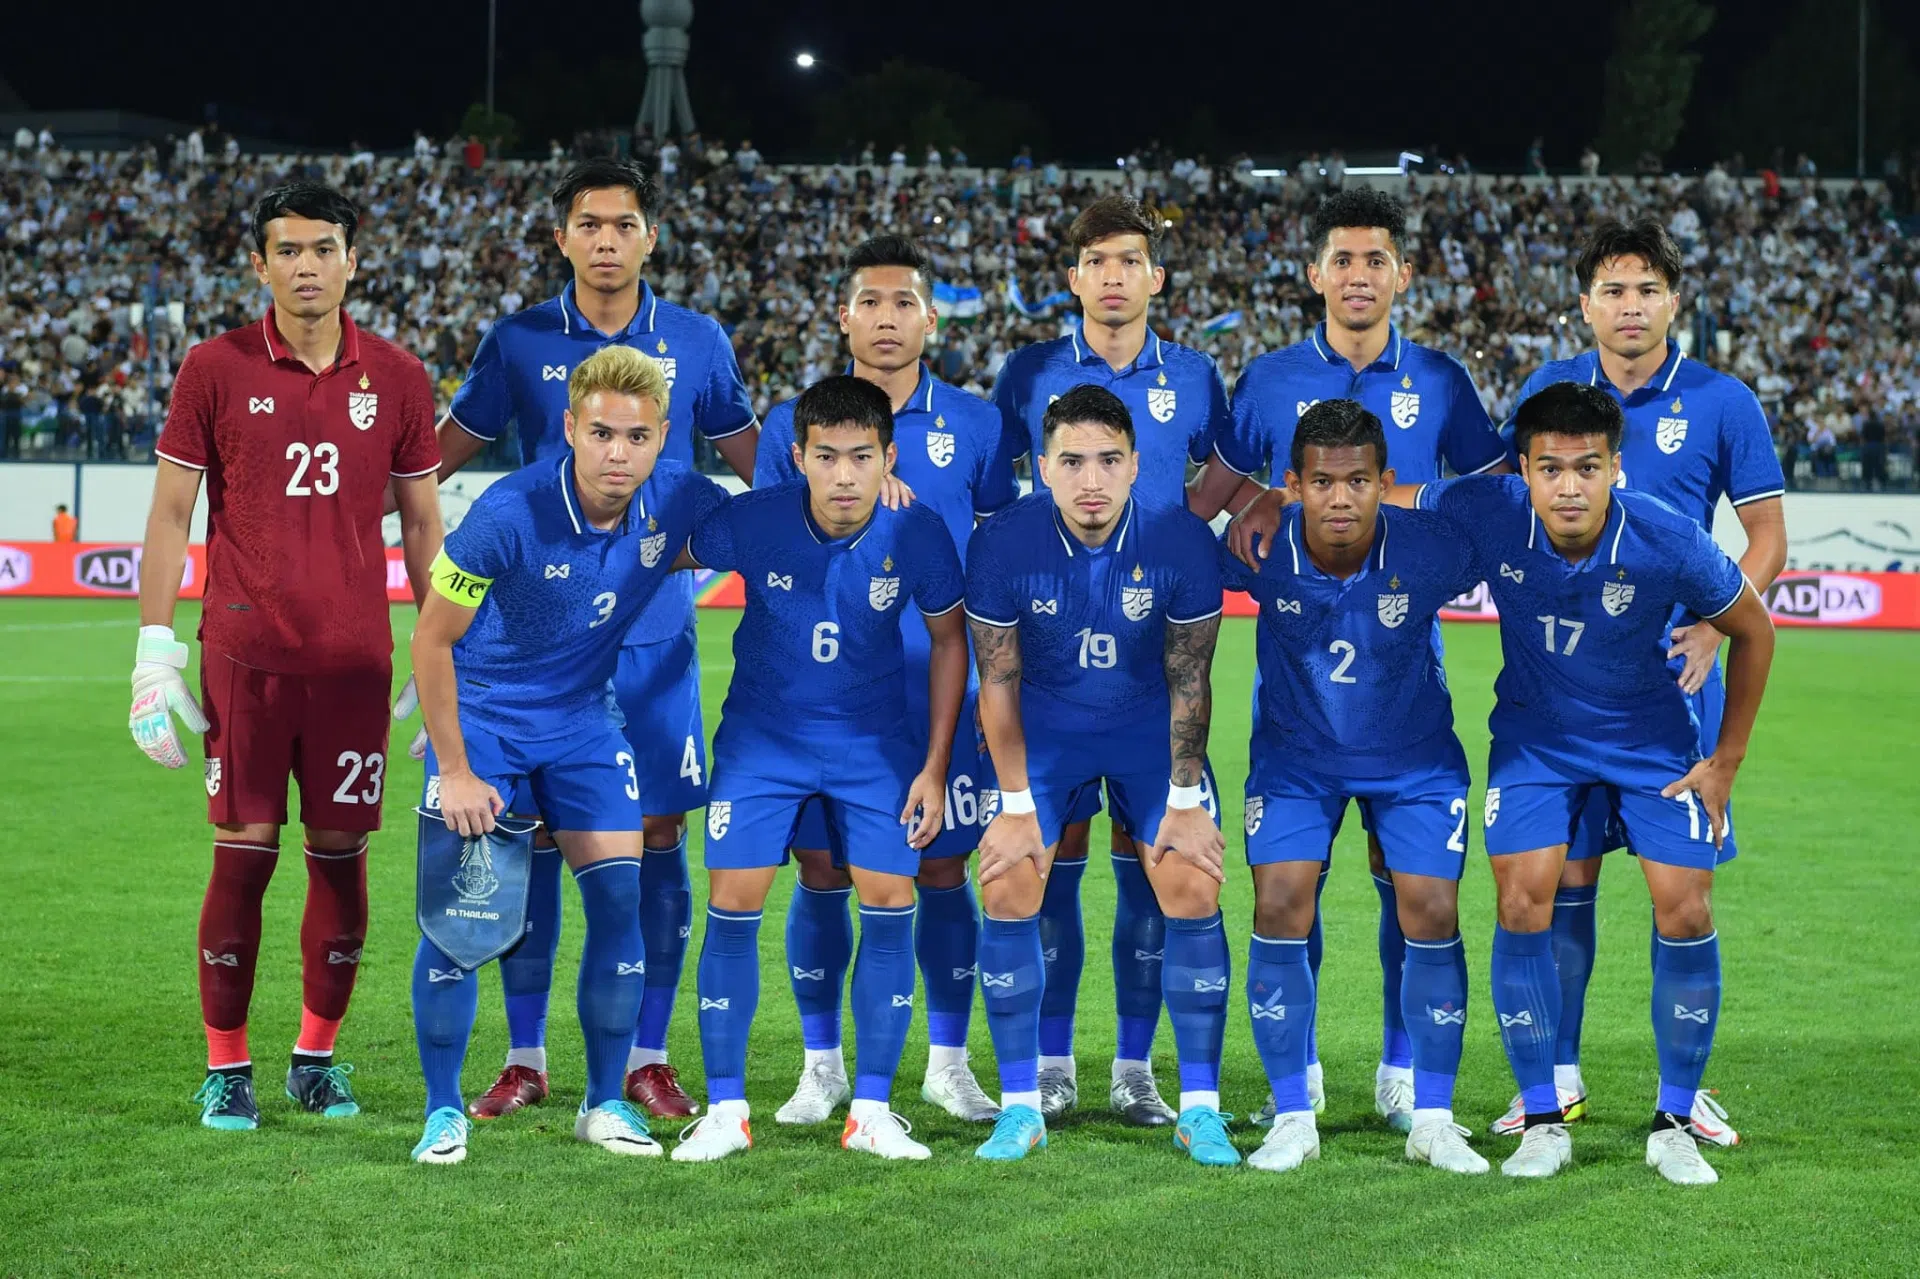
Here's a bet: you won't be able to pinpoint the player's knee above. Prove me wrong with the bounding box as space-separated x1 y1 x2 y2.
302 828 366 853
217 821 281 846
707 871 773 914
641 814 685 850
1252 892 1314 939
981 873 1041 921
1394 883 1459 941
1494 880 1554 932
851 871 915 910
916 855 969 891
1153 870 1219 920
1651 893 1714 939
792 846 851 891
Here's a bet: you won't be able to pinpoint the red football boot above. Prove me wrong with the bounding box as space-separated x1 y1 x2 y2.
468 1064 549 1120
625 1063 700 1118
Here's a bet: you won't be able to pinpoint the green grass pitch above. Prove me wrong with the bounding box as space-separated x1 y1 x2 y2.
2 599 1918 1276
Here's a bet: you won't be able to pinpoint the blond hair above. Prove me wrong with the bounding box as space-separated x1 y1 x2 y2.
568 344 671 419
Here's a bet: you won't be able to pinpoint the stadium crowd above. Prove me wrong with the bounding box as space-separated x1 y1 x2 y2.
2 141 1916 488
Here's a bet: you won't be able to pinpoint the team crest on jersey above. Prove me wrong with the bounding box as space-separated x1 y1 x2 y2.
204 758 222 796
1378 576 1410 628
1484 787 1501 827
640 530 668 568
1244 795 1264 836
1602 576 1636 616
1656 416 1688 454
707 801 732 840
870 555 900 611
451 835 501 905
1147 387 1177 424
347 391 378 430
657 357 677 386
927 430 956 468
1390 390 1421 429
1121 585 1154 621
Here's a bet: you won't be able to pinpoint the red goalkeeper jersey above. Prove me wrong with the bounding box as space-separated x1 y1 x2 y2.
155 308 441 673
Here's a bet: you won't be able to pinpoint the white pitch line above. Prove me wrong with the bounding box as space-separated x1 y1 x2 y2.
0 674 123 683
0 619 126 634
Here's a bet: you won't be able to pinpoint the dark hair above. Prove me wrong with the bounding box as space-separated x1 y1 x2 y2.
1289 398 1388 475
1069 195 1163 265
250 182 360 253
1574 216 1682 291
1040 384 1136 453
793 375 895 449
844 234 933 299
55 504 68 512
550 159 659 227
1512 381 1624 457
1308 188 1408 260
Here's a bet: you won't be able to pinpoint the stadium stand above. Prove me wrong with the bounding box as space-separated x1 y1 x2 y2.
2 144 1914 489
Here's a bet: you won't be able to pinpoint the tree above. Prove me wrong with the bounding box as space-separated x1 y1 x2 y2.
458 104 520 153
807 61 1046 165
1593 0 1715 171
1716 0 1920 174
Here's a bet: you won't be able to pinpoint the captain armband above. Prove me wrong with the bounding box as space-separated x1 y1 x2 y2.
429 548 493 606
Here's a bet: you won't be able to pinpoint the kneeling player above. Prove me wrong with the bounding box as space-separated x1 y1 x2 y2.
407 346 725 1164
1221 400 1486 1174
965 385 1230 1165
672 377 968 1164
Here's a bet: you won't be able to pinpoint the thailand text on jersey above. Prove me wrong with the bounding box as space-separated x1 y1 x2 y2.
992 329 1229 508
446 279 755 645
1218 323 1509 485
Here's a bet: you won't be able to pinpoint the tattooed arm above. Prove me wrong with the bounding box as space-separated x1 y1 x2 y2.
969 617 1028 794
1148 613 1225 880
1164 614 1221 788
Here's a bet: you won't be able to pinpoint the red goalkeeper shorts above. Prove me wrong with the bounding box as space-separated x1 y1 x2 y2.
200 647 395 832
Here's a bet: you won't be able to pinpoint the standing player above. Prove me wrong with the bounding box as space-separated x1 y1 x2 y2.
135 182 444 1130
1195 188 1511 1130
753 235 1015 1126
991 196 1233 1125
671 377 970 1163
964 386 1230 1166
407 347 724 1165
1218 401 1486 1175
1487 218 1787 1144
423 159 758 1121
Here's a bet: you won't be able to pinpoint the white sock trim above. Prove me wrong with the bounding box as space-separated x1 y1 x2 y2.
848 1098 890 1123
711 1098 749 1121
804 1046 846 1074
628 1046 667 1071
1411 1107 1455 1128
504 1047 547 1072
927 1044 967 1073
1003 1089 1042 1111
1179 1090 1221 1113
1038 1054 1076 1078
1112 1057 1151 1081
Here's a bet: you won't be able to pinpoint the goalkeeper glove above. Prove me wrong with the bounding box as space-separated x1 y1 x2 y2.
393 673 428 761
130 625 208 769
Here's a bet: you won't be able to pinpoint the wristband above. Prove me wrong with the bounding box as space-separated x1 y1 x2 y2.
998 787 1036 815
1167 782 1206 810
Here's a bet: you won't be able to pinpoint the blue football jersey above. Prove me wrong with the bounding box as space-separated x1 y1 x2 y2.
757 365 1015 716
439 455 727 742
446 280 756 646
965 495 1224 734
1219 324 1508 484
993 330 1228 508
1418 475 1747 755
690 482 965 729
1220 504 1481 776
1509 340 1785 534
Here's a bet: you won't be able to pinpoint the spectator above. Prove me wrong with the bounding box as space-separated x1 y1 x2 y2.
658 137 680 185
1580 145 1600 176
462 134 485 171
52 504 76 542
12 125 32 154
1528 136 1546 175
1861 408 1889 491
185 128 205 166
736 139 761 179
413 130 434 162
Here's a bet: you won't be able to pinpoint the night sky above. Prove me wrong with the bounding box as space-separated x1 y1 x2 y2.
4 0 1916 166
